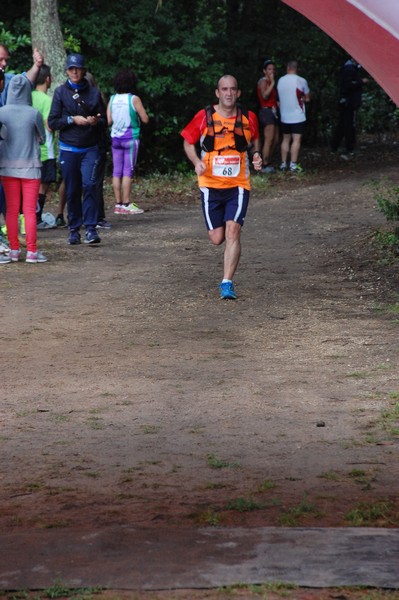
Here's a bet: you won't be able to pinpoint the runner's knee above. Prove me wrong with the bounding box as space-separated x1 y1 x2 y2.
209 228 225 245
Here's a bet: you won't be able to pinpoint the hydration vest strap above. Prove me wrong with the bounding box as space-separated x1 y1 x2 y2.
201 103 249 153
201 105 216 153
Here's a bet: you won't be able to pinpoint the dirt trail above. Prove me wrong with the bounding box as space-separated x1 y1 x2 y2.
0 164 398 536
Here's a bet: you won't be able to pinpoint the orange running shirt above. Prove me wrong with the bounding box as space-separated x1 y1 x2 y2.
181 107 259 190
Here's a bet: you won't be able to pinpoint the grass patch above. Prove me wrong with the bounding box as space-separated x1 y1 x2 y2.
54 413 70 423
137 171 197 198
84 472 100 479
4 580 105 600
345 500 396 526
204 482 229 490
365 399 399 441
226 497 265 512
41 520 69 529
347 363 393 380
189 425 205 434
346 371 369 379
279 495 320 526
206 453 240 469
15 410 34 418
380 402 399 436
342 438 367 449
141 424 161 434
86 416 105 430
257 479 276 492
373 302 399 316
24 482 44 492
250 175 274 192
193 508 221 526
218 581 297 595
318 470 340 481
348 469 376 490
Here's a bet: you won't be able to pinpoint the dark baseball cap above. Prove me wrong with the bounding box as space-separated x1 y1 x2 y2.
66 54 85 69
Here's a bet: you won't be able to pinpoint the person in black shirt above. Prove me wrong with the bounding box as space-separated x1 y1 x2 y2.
331 58 369 157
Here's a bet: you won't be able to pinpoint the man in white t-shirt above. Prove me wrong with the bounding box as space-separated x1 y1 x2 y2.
277 61 310 173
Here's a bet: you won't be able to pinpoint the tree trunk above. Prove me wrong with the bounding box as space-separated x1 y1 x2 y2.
30 0 66 92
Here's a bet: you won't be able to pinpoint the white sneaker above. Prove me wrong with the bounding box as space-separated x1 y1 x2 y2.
37 221 56 230
0 241 10 254
10 249 21 262
0 254 11 264
26 251 48 263
289 163 303 173
125 203 144 215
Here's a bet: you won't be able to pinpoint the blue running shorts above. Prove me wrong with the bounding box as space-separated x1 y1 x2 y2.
200 186 249 231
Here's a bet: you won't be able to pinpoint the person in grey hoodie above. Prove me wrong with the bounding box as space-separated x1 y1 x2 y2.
0 75 46 264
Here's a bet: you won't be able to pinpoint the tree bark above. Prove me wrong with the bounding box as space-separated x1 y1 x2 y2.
31 0 66 92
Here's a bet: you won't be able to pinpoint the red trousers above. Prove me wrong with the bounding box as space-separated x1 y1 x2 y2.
2 177 40 253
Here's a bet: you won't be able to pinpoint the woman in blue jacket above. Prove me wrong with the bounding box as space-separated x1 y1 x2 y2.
48 54 106 245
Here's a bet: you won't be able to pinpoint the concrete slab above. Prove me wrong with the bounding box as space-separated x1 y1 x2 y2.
1 527 398 591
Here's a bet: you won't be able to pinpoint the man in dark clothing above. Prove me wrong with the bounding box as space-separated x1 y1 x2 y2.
48 54 106 245
331 58 368 156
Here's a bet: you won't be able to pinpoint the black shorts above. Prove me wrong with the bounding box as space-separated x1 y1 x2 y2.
281 121 305 135
200 186 249 230
40 159 57 184
259 107 278 127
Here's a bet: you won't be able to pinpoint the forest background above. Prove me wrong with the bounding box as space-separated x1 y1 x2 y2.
1 0 398 174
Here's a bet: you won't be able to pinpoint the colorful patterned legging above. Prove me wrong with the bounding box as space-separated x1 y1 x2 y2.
1 176 40 252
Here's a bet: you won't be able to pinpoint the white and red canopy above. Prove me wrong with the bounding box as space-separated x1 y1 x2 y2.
281 0 399 105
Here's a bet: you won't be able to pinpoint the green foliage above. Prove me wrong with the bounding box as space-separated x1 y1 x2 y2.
374 183 399 254
374 231 399 251
5 0 398 171
358 85 397 134
0 21 30 53
376 185 399 223
0 20 31 74
63 29 81 53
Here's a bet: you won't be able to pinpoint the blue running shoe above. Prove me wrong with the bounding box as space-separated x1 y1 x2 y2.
84 228 101 244
68 229 81 245
219 281 237 300
96 219 111 229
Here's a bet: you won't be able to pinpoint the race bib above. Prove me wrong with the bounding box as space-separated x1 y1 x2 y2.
212 155 241 177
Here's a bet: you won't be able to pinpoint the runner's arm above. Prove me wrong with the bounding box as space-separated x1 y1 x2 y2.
183 140 206 176
249 112 262 171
